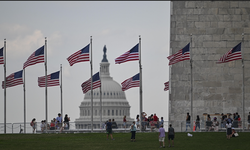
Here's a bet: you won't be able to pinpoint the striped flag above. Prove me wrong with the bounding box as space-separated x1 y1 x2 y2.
67 44 90 66
164 81 169 91
0 47 3 64
38 71 60 87
217 43 242 64
115 43 139 64
81 72 101 94
121 73 140 91
23 46 44 69
2 70 23 89
167 43 190 65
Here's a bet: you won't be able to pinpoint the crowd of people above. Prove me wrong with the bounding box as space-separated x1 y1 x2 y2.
185 111 250 133
30 113 70 133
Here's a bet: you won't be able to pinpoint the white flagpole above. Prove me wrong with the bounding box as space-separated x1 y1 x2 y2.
242 33 245 131
4 39 6 134
139 35 143 132
190 34 193 132
60 64 63 122
99 84 102 129
45 37 48 133
90 36 93 132
23 68 26 134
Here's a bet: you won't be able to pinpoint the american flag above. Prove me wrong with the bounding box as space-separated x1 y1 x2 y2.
217 43 241 64
115 43 139 64
167 43 190 65
164 81 169 91
0 47 4 64
67 44 90 66
81 72 101 94
2 70 23 89
38 71 60 87
121 73 140 91
23 46 44 69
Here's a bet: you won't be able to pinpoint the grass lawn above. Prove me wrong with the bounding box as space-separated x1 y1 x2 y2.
0 132 249 150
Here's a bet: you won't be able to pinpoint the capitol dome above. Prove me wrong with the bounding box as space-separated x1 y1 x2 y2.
75 46 134 129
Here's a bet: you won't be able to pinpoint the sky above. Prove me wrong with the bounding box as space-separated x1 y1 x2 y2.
0 1 170 126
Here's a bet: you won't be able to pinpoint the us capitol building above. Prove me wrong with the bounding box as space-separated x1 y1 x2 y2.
75 46 134 129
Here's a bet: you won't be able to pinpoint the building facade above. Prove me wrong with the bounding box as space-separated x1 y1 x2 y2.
170 1 250 131
75 46 134 129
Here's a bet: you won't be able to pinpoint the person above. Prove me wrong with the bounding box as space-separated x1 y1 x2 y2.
130 121 136 142
141 112 147 130
106 119 114 140
50 120 55 130
168 124 175 147
238 115 241 128
207 114 211 121
160 117 164 127
40 120 45 133
56 113 63 128
230 127 238 138
226 120 232 139
60 121 68 132
211 117 219 131
136 115 140 128
111 119 118 129
195 115 200 131
220 113 225 128
248 112 250 130
123 116 127 129
227 114 233 123
30 118 36 133
185 112 191 132
64 114 70 129
158 124 165 148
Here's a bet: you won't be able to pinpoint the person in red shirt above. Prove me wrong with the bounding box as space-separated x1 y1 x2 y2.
153 113 159 121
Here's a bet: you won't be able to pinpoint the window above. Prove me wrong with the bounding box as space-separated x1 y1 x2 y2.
120 110 121 116
88 110 90 116
116 110 118 116
112 110 114 116
108 110 110 116
95 110 97 116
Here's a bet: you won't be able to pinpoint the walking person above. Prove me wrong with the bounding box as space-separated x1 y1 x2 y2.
195 115 200 131
130 121 136 142
123 115 127 129
168 124 175 147
185 112 191 132
158 124 165 148
30 118 36 133
106 119 114 140
64 114 70 129
136 115 140 129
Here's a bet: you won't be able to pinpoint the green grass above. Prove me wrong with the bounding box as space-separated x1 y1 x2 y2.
0 132 249 150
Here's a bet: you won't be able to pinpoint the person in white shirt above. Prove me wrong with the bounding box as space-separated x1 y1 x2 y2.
226 120 232 139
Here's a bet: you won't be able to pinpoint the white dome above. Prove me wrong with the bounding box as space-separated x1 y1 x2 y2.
75 46 134 129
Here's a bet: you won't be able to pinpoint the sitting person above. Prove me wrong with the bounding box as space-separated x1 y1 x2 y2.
230 127 239 137
211 117 219 131
50 120 55 130
205 120 213 131
40 120 45 133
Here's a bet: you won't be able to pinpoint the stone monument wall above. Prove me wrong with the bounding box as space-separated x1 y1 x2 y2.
170 1 250 131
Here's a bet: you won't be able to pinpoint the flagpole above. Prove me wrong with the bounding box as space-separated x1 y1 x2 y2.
90 36 93 132
45 37 48 133
242 33 245 131
60 64 63 122
190 34 193 132
139 35 143 132
99 80 102 129
23 68 26 134
4 39 6 134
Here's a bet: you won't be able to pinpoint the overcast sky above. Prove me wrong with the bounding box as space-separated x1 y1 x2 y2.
0 1 170 126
